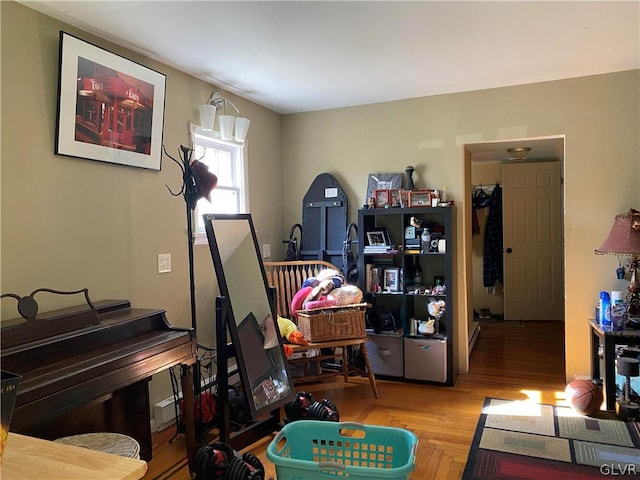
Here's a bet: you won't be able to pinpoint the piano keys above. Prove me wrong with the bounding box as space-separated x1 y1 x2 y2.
1 296 197 470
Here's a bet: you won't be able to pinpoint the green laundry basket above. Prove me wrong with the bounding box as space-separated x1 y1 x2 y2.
266 421 417 479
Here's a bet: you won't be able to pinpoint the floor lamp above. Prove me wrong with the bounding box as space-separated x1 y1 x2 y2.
164 145 218 331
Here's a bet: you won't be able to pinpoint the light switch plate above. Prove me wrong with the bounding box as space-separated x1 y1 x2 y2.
158 253 171 273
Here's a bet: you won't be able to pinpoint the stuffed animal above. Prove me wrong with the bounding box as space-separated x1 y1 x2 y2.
277 316 309 358
427 299 446 319
278 316 308 344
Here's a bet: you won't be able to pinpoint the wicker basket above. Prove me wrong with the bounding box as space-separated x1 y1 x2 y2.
296 305 367 342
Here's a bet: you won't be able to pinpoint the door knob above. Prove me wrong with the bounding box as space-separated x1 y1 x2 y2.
506 247 513 254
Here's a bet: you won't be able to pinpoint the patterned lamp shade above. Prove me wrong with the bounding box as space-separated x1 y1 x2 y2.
595 209 640 255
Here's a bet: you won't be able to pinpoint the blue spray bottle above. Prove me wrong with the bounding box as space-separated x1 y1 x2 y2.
599 291 611 326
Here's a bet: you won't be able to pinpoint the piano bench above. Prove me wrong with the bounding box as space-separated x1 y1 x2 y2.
54 432 141 459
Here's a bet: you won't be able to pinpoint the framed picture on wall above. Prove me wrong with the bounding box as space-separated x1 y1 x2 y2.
55 31 166 171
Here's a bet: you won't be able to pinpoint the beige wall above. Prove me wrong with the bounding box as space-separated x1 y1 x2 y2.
0 2 284 405
283 71 640 383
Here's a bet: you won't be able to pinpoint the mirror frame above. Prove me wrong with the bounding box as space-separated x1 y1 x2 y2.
203 213 294 419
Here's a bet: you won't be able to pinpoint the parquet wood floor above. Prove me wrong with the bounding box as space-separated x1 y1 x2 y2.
144 321 567 479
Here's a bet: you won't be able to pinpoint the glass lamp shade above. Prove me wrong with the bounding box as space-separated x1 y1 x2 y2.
218 115 235 141
199 104 217 131
234 117 250 143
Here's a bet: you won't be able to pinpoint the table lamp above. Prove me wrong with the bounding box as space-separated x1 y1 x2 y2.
595 209 640 327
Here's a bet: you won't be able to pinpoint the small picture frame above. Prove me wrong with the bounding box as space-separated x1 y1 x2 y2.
374 189 390 208
367 230 388 246
389 189 400 207
409 190 432 207
404 226 416 239
383 268 400 292
398 189 411 208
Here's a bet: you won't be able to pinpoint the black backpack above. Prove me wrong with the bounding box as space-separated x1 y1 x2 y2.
366 305 397 333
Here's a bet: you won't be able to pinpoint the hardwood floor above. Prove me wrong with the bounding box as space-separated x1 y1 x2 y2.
144 321 567 479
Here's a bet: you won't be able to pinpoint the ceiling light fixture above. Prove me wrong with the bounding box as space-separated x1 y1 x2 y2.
199 92 250 143
507 147 532 160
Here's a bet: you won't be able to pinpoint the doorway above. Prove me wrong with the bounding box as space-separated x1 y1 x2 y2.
463 136 565 371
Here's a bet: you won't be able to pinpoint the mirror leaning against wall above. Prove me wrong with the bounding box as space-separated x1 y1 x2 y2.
203 213 294 419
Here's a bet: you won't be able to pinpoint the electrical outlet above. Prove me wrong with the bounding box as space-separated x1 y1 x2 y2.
158 253 171 273
263 244 271 258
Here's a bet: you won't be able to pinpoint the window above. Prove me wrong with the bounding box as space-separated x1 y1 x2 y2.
190 124 248 244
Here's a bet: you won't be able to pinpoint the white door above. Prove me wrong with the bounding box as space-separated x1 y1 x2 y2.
502 161 563 321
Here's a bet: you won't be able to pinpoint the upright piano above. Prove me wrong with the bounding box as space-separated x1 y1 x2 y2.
1 294 197 470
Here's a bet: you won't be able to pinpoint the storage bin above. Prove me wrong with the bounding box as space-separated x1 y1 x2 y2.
266 420 417 480
366 333 404 377
296 306 367 342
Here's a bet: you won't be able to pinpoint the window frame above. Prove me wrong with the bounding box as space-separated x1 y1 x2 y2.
189 123 249 245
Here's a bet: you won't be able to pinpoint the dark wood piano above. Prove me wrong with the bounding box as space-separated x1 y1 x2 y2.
1 291 197 471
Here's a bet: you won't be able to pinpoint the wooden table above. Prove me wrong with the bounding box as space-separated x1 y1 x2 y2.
288 337 379 398
2 433 147 480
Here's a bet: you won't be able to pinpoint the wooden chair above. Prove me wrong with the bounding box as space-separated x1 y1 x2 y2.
263 260 379 398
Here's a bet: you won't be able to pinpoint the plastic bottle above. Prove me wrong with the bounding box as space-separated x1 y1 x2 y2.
413 257 422 285
611 291 625 306
421 228 431 253
599 291 611 326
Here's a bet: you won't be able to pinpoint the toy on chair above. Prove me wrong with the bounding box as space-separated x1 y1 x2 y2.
277 316 308 358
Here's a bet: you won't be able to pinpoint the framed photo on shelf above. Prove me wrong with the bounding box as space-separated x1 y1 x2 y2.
409 190 433 207
55 31 166 171
366 227 391 246
367 231 386 246
383 268 400 292
374 189 390 208
364 173 402 205
389 189 400 207
398 189 411 208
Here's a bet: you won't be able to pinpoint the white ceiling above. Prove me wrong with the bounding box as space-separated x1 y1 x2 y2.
20 1 639 115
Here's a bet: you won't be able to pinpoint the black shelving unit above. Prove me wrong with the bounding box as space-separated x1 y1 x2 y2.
358 205 456 385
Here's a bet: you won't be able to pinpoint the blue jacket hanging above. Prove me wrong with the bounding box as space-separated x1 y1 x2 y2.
483 184 503 289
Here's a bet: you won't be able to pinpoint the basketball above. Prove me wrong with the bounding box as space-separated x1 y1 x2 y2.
565 379 603 416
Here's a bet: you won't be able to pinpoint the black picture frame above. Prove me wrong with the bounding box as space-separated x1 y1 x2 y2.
384 268 400 292
55 31 166 170
366 227 391 246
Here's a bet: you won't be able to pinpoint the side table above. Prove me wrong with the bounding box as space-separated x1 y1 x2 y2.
589 320 640 410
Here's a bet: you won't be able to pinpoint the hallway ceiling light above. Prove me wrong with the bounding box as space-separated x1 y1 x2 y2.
507 147 532 160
